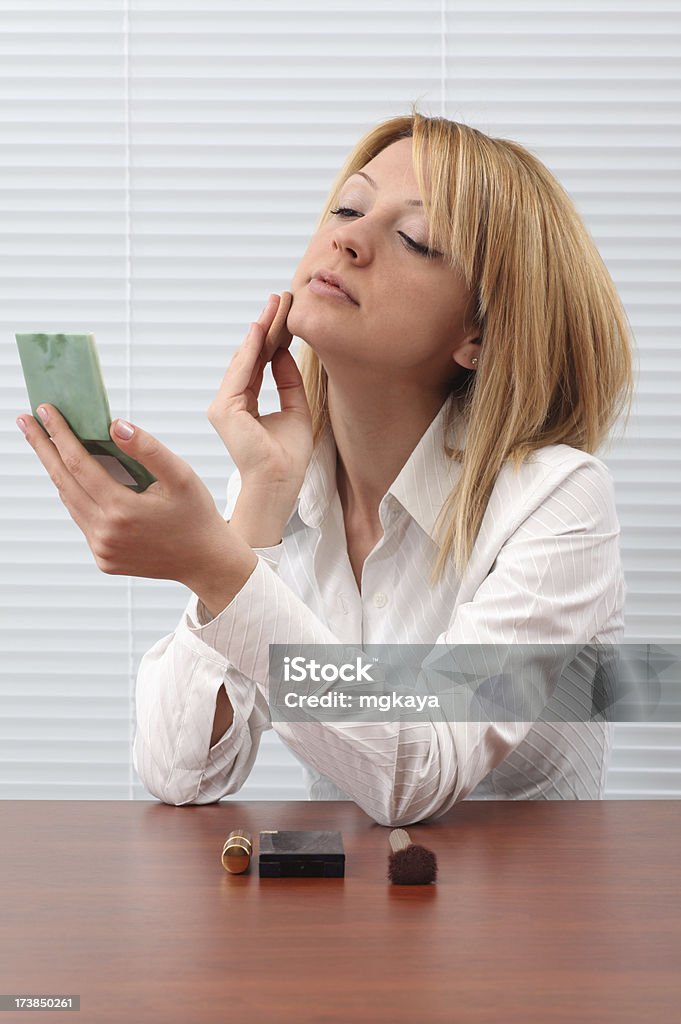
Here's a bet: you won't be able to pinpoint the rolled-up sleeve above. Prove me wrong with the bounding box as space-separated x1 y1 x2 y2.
133 468 283 805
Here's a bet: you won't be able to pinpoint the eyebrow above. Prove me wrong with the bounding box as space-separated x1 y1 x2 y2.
347 170 423 207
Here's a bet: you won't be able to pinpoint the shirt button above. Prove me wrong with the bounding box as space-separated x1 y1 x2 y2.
373 592 388 608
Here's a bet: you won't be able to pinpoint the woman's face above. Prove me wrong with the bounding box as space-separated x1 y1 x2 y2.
287 137 478 389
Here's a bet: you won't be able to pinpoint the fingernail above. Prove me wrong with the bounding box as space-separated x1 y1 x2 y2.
16 417 27 435
38 406 49 423
114 419 134 439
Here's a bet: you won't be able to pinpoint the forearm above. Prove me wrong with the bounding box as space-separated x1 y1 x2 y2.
228 484 298 548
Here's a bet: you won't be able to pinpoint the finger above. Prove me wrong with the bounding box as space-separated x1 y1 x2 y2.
220 313 280 403
227 292 285 383
246 300 280 393
18 410 100 532
270 348 312 419
256 293 280 328
245 355 266 411
209 293 288 416
246 292 287 383
244 291 292 407
32 404 127 508
263 290 293 363
106 415 194 492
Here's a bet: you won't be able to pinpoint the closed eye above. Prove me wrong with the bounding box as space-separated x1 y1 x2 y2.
329 207 441 259
330 206 362 220
397 231 440 258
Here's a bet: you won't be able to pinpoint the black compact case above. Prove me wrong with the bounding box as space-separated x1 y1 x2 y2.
258 830 345 878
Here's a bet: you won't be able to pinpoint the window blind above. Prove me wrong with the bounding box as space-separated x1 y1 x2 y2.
1 0 679 801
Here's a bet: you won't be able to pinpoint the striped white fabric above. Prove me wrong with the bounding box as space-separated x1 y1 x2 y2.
133 393 623 825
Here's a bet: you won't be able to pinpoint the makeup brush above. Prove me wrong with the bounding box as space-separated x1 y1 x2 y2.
388 828 438 885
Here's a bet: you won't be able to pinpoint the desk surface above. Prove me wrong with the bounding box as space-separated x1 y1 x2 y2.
1 800 680 1024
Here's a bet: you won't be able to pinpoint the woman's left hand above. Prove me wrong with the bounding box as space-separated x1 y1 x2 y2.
16 404 252 588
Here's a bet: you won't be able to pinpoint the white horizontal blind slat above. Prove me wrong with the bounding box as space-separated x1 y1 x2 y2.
1 1 678 801
1 1 133 800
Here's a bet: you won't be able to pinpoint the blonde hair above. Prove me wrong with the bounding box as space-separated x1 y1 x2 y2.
298 104 636 585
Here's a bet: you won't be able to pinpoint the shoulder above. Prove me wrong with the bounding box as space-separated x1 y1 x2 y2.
504 442 613 488
484 444 619 542
458 442 622 600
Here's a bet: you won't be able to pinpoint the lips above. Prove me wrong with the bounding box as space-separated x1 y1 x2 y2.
311 269 358 305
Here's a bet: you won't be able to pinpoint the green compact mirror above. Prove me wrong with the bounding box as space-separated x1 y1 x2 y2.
15 332 157 493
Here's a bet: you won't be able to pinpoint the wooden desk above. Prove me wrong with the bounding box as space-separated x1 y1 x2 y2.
1 801 679 1023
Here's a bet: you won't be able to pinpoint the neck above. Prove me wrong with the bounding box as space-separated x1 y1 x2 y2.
327 375 450 534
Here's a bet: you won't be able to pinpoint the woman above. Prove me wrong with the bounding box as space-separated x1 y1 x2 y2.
18 110 634 825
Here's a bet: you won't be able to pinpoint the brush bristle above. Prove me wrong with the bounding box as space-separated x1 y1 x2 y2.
388 844 438 885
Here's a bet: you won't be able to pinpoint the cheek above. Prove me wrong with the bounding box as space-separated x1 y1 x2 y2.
381 291 457 362
396 273 465 331
289 267 307 295
383 277 444 328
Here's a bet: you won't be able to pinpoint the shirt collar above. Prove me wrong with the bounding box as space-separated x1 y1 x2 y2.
297 393 466 545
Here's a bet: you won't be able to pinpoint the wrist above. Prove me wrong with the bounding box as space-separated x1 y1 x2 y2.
185 522 259 617
229 483 299 548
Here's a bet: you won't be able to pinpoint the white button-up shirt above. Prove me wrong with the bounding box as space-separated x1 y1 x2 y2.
133 395 624 825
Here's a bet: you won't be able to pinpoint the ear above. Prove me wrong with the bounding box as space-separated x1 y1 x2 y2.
451 335 481 371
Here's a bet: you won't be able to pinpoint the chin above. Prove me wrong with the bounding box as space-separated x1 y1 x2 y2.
287 290 366 359
286 304 330 351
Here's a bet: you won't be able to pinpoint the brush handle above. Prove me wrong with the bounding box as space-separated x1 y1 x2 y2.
389 828 412 854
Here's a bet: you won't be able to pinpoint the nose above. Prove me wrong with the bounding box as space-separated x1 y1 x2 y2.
330 218 371 265
332 235 357 259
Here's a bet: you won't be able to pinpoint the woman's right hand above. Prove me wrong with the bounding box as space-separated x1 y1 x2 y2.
207 292 314 498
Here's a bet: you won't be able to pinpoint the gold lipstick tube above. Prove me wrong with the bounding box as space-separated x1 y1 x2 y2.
221 829 252 874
